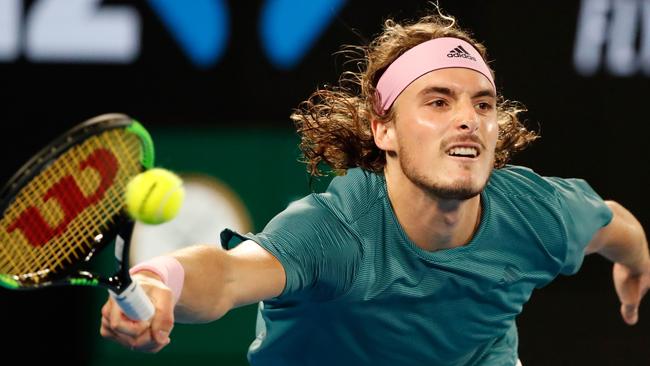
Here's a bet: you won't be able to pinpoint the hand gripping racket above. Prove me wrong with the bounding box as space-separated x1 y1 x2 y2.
0 113 156 320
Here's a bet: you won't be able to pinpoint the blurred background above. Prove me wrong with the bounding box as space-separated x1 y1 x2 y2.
1 0 649 364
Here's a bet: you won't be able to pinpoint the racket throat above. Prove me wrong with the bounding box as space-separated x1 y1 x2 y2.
113 220 135 288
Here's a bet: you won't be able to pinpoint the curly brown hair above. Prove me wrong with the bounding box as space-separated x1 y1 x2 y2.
291 12 539 176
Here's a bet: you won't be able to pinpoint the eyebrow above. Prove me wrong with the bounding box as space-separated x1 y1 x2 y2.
418 86 496 99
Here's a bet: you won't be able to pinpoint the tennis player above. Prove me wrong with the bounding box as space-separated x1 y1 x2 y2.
100 11 650 365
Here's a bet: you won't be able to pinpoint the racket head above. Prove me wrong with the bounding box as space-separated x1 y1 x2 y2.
0 113 154 291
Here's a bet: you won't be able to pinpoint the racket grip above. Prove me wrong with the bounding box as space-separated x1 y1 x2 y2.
109 280 155 321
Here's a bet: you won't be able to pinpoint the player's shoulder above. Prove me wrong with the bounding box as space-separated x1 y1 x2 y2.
312 167 385 224
488 165 561 201
486 166 571 264
268 194 336 228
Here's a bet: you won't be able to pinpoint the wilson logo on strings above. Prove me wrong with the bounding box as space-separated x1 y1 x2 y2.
7 149 118 248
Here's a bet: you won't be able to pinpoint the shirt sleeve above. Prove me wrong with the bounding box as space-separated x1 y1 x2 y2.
221 195 361 301
545 177 613 275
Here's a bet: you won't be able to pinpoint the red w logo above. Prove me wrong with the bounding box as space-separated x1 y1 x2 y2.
7 148 118 248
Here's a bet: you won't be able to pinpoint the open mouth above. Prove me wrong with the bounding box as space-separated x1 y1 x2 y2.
446 146 479 158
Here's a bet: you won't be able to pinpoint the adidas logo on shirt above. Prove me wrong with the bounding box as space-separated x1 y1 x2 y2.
447 45 477 61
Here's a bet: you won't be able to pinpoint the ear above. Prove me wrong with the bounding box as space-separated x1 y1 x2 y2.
371 118 396 152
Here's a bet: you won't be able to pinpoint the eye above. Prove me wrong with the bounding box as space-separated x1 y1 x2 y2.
476 102 494 111
429 99 448 108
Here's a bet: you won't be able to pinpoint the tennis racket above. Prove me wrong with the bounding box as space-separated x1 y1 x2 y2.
0 113 156 321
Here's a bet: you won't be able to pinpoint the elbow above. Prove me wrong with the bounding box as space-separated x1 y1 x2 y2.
585 201 636 255
207 295 235 321
604 200 623 214
172 246 237 323
590 200 647 257
605 200 643 234
197 276 238 322
175 296 234 324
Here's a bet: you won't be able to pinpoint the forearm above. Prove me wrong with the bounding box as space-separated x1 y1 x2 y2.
171 245 236 324
151 240 284 324
595 201 650 274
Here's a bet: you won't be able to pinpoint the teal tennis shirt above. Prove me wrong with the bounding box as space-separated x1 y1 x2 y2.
221 166 613 365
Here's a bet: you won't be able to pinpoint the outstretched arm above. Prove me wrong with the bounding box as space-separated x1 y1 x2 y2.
585 201 650 325
173 240 286 322
100 240 285 352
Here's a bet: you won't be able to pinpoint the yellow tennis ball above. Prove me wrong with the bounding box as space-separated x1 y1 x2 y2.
125 168 185 225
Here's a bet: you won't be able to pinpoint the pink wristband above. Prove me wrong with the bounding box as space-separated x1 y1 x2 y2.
130 256 185 304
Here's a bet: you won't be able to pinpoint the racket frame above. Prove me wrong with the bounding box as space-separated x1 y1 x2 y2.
0 113 154 297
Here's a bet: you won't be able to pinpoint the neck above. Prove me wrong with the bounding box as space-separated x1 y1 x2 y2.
384 164 482 252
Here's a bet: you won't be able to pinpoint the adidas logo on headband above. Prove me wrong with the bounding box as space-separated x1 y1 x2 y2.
447 45 477 61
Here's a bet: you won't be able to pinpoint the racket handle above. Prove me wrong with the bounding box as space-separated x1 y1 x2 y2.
109 280 155 321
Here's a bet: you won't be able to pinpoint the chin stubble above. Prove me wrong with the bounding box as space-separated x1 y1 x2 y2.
399 150 491 200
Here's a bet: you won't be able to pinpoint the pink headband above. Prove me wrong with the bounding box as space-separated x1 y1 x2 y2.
375 37 495 115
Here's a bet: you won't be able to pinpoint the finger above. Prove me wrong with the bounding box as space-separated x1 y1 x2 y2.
116 312 151 337
101 322 136 349
100 307 119 341
641 280 650 299
102 317 134 344
150 290 174 344
100 318 113 339
100 301 112 333
621 303 639 325
144 342 171 354
103 318 154 351
130 327 168 353
107 301 150 337
111 314 150 338
102 317 159 351
106 319 166 353
101 300 111 319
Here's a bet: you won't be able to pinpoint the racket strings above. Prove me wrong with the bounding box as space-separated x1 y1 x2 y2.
48 132 140 271
42 131 142 275
0 129 143 283
7 131 137 279
52 140 113 268
1 138 97 277
10 140 97 275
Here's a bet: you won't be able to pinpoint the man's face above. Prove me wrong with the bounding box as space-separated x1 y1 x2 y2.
385 68 498 200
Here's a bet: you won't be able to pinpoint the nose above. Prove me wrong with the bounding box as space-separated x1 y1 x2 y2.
459 120 478 133
455 100 479 133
